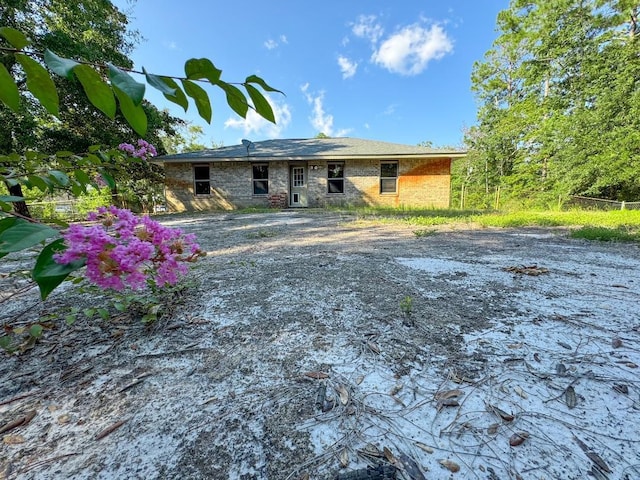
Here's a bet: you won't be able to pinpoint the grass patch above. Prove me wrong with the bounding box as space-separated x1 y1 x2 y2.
570 226 640 242
333 206 640 242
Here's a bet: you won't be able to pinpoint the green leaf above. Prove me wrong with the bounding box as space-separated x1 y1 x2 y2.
0 27 30 49
113 86 148 136
28 175 52 192
108 63 145 106
218 81 248 118
32 239 86 300
16 54 59 116
0 217 18 235
29 324 43 339
161 77 188 111
181 79 212 123
73 169 92 187
184 58 222 84
143 68 176 95
0 219 58 254
83 308 95 318
245 84 275 123
44 49 79 80
0 63 20 111
0 195 24 202
245 75 284 94
98 169 116 190
48 170 70 187
73 64 116 118
97 308 110 320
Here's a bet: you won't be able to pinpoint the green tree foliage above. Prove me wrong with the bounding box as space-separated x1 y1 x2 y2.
469 0 640 205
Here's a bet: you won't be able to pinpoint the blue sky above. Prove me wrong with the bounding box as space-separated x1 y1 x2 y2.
113 1 508 148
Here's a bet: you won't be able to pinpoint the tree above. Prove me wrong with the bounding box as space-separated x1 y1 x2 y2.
469 0 640 206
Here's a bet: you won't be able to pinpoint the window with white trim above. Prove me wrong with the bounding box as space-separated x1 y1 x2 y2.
327 162 344 194
194 164 211 195
252 164 269 195
380 161 398 194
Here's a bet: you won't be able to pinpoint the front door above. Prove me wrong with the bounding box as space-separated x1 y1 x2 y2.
289 165 308 207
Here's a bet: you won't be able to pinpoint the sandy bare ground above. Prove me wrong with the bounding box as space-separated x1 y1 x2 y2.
1 210 640 479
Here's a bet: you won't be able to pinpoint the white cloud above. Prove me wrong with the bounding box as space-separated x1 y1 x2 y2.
337 55 358 79
224 94 291 138
264 34 288 50
162 40 179 51
352 14 384 44
371 23 453 76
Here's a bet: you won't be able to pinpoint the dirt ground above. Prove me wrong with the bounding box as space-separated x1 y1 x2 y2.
1 210 640 480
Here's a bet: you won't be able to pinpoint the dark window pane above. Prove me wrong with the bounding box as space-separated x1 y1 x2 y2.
328 163 344 178
381 162 398 178
195 181 210 195
253 165 268 179
328 179 344 194
194 165 209 180
253 180 269 195
380 178 397 194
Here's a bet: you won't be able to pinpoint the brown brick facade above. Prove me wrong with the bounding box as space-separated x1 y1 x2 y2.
162 157 452 212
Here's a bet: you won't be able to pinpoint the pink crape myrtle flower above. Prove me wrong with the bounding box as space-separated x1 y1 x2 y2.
55 206 204 291
118 139 158 160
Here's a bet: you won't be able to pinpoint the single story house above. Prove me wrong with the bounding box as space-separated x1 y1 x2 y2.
153 137 466 211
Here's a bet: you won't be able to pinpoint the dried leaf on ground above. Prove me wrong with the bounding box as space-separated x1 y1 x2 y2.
439 459 460 472
0 410 37 435
339 448 349 467
509 431 529 446
611 337 623 348
514 386 528 399
533 352 541 362
383 446 397 464
558 341 572 350
434 388 462 400
415 442 434 454
436 398 459 410
366 341 380 354
565 385 577 409
3 434 25 445
95 419 127 441
335 384 349 405
487 423 499 435
486 403 515 422
304 371 329 380
573 436 612 473
503 265 549 275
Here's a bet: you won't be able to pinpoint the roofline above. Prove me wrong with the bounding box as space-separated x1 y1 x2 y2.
153 151 468 164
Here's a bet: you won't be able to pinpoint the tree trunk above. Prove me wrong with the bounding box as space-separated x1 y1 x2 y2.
8 183 31 218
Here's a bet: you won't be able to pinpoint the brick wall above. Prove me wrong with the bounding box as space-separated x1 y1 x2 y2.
162 157 452 211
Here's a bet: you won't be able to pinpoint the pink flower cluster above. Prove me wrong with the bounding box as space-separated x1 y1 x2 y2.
55 206 204 291
118 139 158 159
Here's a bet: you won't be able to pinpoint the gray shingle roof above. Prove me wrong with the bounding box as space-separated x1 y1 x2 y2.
155 137 466 163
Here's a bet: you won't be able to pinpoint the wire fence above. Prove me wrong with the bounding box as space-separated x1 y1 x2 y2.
566 195 640 210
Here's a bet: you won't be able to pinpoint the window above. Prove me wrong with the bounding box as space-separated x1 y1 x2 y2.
327 162 344 194
292 167 304 187
194 164 210 195
380 161 398 194
252 164 269 195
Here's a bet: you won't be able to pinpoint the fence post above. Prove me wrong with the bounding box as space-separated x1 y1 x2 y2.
621 201 626 210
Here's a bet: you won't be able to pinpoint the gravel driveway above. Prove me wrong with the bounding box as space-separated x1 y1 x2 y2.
2 210 639 479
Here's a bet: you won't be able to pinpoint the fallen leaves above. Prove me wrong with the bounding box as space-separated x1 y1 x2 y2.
440 459 460 472
503 265 549 275
304 371 329 380
509 431 529 447
95 419 127 441
0 410 36 435
565 385 577 409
